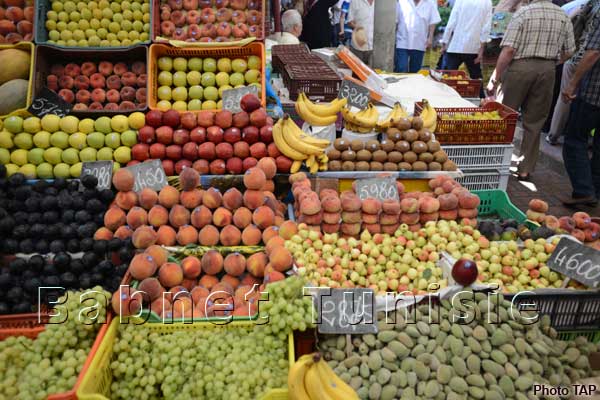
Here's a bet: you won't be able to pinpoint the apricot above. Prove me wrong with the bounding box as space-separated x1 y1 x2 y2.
158 186 180 209
220 225 242 246
340 194 361 212
233 207 253 229
528 198 549 214
400 213 419 225
156 225 177 246
382 199 400 214
278 220 298 240
419 197 440 213
132 225 158 249
176 225 199 245
139 188 159 210
243 167 266 190
361 213 379 225
213 207 233 227
241 224 262 245
180 189 203 209
341 211 361 224
158 262 184 288
202 187 223 209
265 236 285 255
148 205 169 227
115 191 138 210
191 205 213 229
243 189 265 209
198 225 220 246
168 204 191 227
458 208 478 219
247 251 268 278
202 250 224 275
224 252 246 276
262 226 279 244
112 168 135 191
138 277 164 303
199 274 219 290
180 167 200 191
181 256 202 279
223 187 243 210
129 253 158 280
438 193 458 211
439 209 458 220
380 213 399 225
252 206 275 229
457 192 480 209
114 225 133 240
94 226 114 240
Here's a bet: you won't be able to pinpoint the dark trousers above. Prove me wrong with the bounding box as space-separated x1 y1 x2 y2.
542 64 564 132
395 49 425 73
444 52 484 97
330 24 338 46
562 98 600 198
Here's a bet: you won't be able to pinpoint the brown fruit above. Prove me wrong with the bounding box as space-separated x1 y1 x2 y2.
333 138 350 151
428 161 442 171
398 162 412 171
394 117 411 131
365 140 380 152
342 161 355 171
327 148 341 160
384 162 398 171
379 139 395 152
372 150 387 163
341 150 356 161
443 160 458 171
433 150 448 163
411 141 427 154
411 116 424 130
419 152 433 163
356 149 372 162
370 161 383 171
427 140 441 153
403 151 417 163
356 161 370 171
328 160 342 171
403 129 419 142
388 151 403 163
395 140 410 153
412 161 427 171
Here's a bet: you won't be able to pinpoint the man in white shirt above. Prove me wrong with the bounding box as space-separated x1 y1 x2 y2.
347 0 374 65
267 9 303 45
440 0 492 96
395 0 441 73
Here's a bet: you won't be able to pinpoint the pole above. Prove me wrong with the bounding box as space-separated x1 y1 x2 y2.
372 0 396 71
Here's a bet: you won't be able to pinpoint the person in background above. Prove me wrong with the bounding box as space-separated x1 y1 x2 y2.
330 0 344 46
347 0 374 64
395 0 441 73
300 0 339 49
440 0 492 97
338 0 353 46
267 9 303 44
487 0 575 181
561 2 600 206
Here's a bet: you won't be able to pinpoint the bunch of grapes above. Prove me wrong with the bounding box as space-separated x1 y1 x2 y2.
0 287 110 400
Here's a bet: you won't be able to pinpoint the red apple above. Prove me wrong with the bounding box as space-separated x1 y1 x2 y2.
223 127 241 143
146 110 163 127
190 127 206 143
162 159 175 176
193 159 210 174
259 125 273 143
149 143 166 159
209 159 226 174
233 141 250 158
207 126 224 143
156 126 174 145
242 126 259 144
175 159 192 174
226 157 243 174
452 259 478 286
180 112 197 130
232 111 249 128
240 93 261 113
250 108 267 128
163 109 181 128
242 157 257 171
138 125 155 144
173 128 190 145
182 142 198 160
132 143 150 161
198 142 216 160
166 144 182 160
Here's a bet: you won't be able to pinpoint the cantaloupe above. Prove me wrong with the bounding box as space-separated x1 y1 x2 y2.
0 49 30 85
0 79 28 115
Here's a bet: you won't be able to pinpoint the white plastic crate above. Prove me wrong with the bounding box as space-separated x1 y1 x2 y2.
456 169 510 191
442 144 514 171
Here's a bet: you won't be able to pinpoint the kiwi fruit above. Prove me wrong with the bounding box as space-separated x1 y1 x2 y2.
411 141 428 154
365 140 380 152
383 162 398 171
350 139 364 152
433 150 448 163
334 138 349 151
380 139 395 152
428 161 442 171
327 148 341 160
356 149 372 162
419 152 433 163
418 129 432 142
403 151 417 163
403 129 419 142
443 160 458 171
342 161 355 171
370 161 383 171
387 130 403 142
388 151 403 163
385 128 401 140
395 140 410 153
412 161 427 171
341 150 356 161
372 150 387 163
411 116 424 130
328 160 342 171
356 161 370 171
398 162 412 171
395 117 412 131
427 140 441 153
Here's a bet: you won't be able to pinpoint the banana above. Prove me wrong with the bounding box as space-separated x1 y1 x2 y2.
281 117 326 156
296 96 339 126
288 355 314 400
297 93 347 117
273 119 308 161
282 116 330 149
304 361 334 400
351 103 379 129
377 102 408 131
314 359 360 400
420 99 438 132
290 160 303 173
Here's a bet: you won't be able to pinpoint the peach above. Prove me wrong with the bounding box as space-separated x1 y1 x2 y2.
269 246 293 272
94 227 114 240
298 212 323 225
458 208 478 219
438 193 458 211
341 211 361 224
381 224 400 235
544 215 560 230
180 189 203 209
199 275 219 290
198 225 220 246
126 206 148 229
256 157 277 179
400 198 419 213
528 199 549 214
146 244 168 267
320 223 338 234
148 205 169 227
132 225 158 249
558 216 576 232
104 207 126 231
180 167 200 191
191 205 213 229
278 220 298 240
114 225 133 240
419 212 439 223
526 209 545 223
243 167 266 190
382 200 400 214
262 226 279 244
129 253 158 280
223 252 246 276
419 197 440 213
243 157 259 171
572 229 586 242
362 198 382 214
112 168 135 191
172 297 193 319
220 225 242 246
300 198 321 216
177 225 198 245
243 189 265 209
322 212 341 224
223 188 243 210
400 213 419 225
233 207 253 229
138 277 164 303
361 213 378 224
265 236 285 255
458 193 480 209
158 262 183 288
322 196 341 213
156 225 177 245
181 256 202 279
156 185 179 209
573 212 592 229
439 209 458 220
363 223 381 234
201 250 223 275
246 252 268 278
169 204 191 227
111 286 142 316
252 206 275 229
191 286 210 304
341 223 361 236
379 213 398 225
341 194 361 212
268 143 282 158
202 187 222 209
212 207 233 227
241 224 262 245
115 191 138 210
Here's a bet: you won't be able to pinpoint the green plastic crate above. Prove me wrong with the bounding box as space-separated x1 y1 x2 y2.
473 189 526 221
557 330 600 343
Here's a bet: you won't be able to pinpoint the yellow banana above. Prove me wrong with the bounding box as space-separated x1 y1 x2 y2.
290 160 303 173
420 99 438 132
282 116 330 149
304 361 334 400
281 117 326 157
288 355 314 400
352 103 379 129
273 119 308 161
298 93 347 117
314 359 359 400
306 155 319 174
377 102 408 131
296 97 339 126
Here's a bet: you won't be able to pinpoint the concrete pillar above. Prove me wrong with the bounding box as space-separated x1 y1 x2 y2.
373 0 396 71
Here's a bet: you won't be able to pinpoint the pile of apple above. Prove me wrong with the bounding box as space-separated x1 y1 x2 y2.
158 0 262 42
0 0 34 43
131 94 291 175
0 113 143 178
527 199 599 244
47 61 147 112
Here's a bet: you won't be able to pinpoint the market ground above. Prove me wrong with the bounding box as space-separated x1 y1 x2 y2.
508 127 599 217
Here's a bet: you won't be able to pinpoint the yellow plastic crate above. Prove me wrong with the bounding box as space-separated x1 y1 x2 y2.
77 319 294 400
0 42 34 119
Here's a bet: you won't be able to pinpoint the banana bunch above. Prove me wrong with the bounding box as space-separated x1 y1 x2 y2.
341 103 379 133
420 99 438 132
273 115 329 174
376 102 408 131
289 353 359 400
295 93 346 126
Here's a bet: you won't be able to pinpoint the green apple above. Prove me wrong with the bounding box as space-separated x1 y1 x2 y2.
41 114 61 133
247 55 260 70
158 56 173 71
59 115 80 134
50 131 69 149
87 131 106 149
229 72 245 87
215 71 230 87
203 86 218 101
79 147 97 162
105 132 121 148
188 85 204 100
201 72 216 87
231 58 247 73
4 116 23 134
13 133 33 149
187 70 202 86
173 57 187 71
217 58 232 73
70 162 82 178
157 86 172 101
19 164 36 179
0 148 9 164
203 58 217 72
68 131 87 149
36 162 54 179
121 130 137 147
97 147 113 161
202 100 217 110
172 87 188 102
156 100 171 111
158 71 173 86
244 69 260 84
187 99 202 110
5 164 18 176
95 116 112 134
53 163 71 178
218 85 233 98
0 131 13 149
188 57 203 71
23 117 42 133
114 146 131 163
173 71 187 87
111 115 129 133
78 118 95 134
43 147 63 165
61 148 80 164
10 149 27 166
172 101 187 111
27 148 45 165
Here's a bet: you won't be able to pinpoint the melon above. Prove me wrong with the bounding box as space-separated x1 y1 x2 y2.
0 49 31 85
0 79 28 115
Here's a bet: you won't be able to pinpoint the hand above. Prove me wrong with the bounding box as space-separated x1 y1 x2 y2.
440 43 447 54
338 30 345 37
486 79 498 95
426 38 432 49
474 53 482 64
562 83 577 103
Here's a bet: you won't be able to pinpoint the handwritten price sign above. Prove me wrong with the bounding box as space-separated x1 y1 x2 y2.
28 87 73 118
125 160 168 192
355 177 399 202
81 161 113 190
548 237 600 287
338 80 370 110
222 85 259 113
316 288 376 334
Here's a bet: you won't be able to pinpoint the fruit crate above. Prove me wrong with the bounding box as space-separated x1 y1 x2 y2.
0 41 34 119
431 70 482 98
32 44 149 118
282 63 341 102
472 189 526 222
271 43 311 73
413 101 518 144
76 318 294 400
34 0 153 49
456 168 510 191
0 311 49 340
148 42 266 112
152 0 267 43
442 144 513 171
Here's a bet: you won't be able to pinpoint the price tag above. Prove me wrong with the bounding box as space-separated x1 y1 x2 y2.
547 237 600 288
338 80 370 110
315 288 376 334
355 176 399 202
81 161 113 190
28 87 73 118
125 159 168 192
222 85 259 113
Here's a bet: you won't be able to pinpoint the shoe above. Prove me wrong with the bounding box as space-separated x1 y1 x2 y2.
561 195 598 207
545 134 558 146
